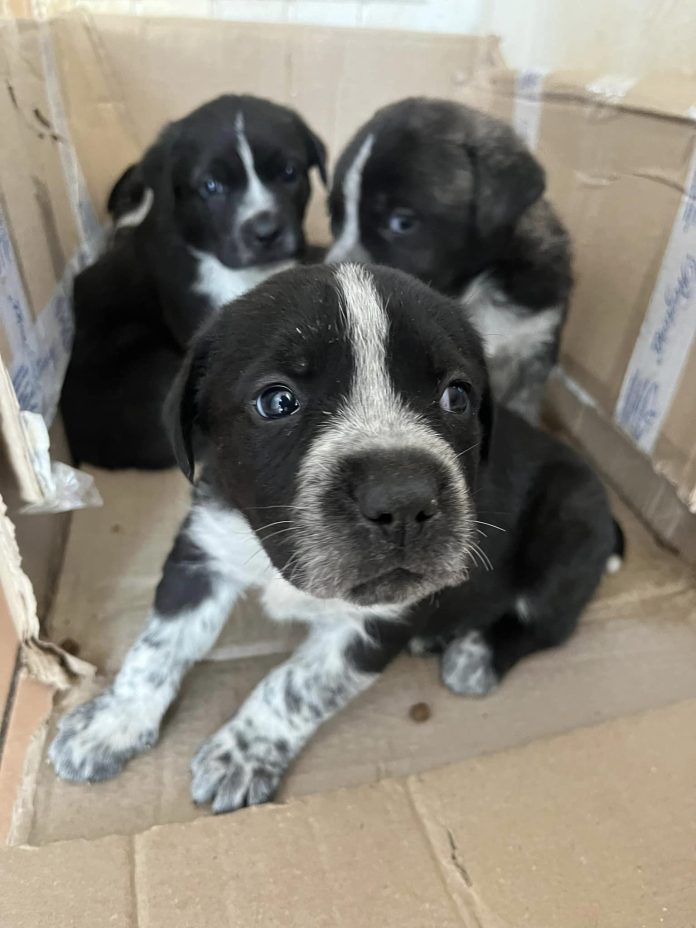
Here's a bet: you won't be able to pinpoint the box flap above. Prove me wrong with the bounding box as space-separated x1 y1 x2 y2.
3 699 696 927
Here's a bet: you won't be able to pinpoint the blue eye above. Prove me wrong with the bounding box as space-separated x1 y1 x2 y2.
200 176 223 197
440 381 472 414
256 384 300 419
387 209 418 235
280 163 298 183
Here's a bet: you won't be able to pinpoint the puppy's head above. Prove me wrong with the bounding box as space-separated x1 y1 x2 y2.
327 98 545 294
167 264 493 608
110 95 326 268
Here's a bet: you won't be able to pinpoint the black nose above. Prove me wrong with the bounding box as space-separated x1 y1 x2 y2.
245 211 283 246
352 453 441 546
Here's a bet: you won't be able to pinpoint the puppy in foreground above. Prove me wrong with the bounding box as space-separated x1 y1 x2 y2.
50 265 618 813
327 98 572 423
62 94 326 469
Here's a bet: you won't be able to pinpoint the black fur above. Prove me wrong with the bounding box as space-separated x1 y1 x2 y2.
62 94 326 470
328 97 573 424
170 264 615 685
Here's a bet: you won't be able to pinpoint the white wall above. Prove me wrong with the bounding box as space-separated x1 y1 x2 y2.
49 0 696 75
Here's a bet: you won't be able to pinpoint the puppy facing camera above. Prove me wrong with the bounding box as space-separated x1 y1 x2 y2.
61 94 327 470
50 264 618 813
327 97 573 424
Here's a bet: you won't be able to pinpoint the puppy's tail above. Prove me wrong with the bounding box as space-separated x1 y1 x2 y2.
606 518 626 574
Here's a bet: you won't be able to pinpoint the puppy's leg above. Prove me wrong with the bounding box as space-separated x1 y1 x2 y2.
440 608 576 697
442 463 613 697
49 503 258 782
191 616 410 813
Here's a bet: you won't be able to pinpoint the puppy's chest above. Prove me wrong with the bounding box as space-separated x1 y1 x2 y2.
191 251 296 309
460 276 560 364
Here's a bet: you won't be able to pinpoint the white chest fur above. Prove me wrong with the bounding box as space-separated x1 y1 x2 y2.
461 273 560 362
191 250 295 310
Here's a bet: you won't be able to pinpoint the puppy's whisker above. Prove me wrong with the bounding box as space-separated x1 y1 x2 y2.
471 519 505 533
456 441 480 458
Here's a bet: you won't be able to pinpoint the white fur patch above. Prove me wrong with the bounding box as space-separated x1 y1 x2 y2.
326 134 374 264
441 631 498 697
113 186 154 231
235 111 275 222
191 249 294 309
461 272 559 361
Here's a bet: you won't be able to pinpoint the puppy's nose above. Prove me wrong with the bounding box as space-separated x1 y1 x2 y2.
352 454 440 546
245 211 283 246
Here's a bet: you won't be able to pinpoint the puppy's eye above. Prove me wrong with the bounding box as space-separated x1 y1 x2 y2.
280 163 298 183
387 209 418 235
255 384 300 420
199 176 224 198
439 381 472 414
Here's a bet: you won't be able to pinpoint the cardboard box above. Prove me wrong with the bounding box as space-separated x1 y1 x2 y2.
1 9 696 926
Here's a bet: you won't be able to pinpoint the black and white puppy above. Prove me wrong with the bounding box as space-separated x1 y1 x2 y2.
61 94 326 469
327 97 572 423
50 264 617 813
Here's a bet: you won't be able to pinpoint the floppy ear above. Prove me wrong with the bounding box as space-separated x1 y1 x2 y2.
295 114 328 186
164 332 212 482
106 163 144 218
468 116 545 241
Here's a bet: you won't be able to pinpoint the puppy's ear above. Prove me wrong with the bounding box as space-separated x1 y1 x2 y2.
164 331 212 482
295 115 328 186
468 115 545 241
106 163 144 218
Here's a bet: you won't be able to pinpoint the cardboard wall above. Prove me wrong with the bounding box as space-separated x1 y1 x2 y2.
1 10 695 535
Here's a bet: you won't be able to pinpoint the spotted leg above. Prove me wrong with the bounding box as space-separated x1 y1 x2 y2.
49 501 266 782
190 616 410 813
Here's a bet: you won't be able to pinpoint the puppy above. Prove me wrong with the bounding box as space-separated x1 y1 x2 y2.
50 264 617 813
61 94 326 469
327 98 572 423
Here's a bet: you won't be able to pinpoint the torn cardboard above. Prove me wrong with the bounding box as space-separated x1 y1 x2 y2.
3 699 696 928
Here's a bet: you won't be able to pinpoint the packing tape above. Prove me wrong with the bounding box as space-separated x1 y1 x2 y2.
512 68 546 152
614 134 696 453
0 205 72 425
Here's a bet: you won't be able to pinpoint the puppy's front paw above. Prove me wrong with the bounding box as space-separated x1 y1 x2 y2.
441 632 498 697
190 724 289 814
48 691 158 782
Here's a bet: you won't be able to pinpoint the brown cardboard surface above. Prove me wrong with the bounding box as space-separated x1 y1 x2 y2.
2 10 696 526
546 371 696 566
3 699 696 927
17 467 696 845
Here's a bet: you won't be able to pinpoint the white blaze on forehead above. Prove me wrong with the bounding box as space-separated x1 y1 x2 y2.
326 263 467 462
235 111 275 221
326 134 374 263
292 263 474 601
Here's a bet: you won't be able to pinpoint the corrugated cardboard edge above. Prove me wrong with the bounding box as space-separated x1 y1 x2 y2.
0 492 94 688
0 672 53 845
0 364 43 506
545 369 696 565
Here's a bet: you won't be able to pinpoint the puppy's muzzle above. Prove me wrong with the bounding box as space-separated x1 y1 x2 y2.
240 210 297 261
348 451 440 549
293 445 472 606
